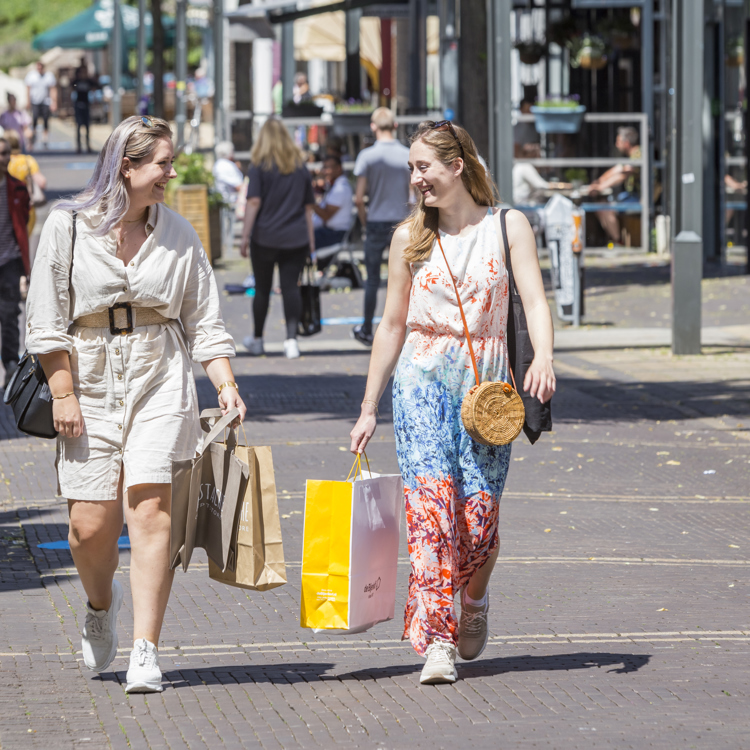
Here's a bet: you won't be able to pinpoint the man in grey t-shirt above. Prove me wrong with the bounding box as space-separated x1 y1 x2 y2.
351 108 410 345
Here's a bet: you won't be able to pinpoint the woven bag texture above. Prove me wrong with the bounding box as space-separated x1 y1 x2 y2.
460 381 525 446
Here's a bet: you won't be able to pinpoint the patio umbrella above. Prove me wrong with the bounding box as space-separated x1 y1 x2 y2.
32 0 174 52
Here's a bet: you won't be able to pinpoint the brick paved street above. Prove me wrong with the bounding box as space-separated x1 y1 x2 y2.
0 150 748 748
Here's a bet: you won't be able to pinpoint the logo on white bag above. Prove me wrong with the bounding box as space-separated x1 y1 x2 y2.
363 577 381 598
199 483 224 518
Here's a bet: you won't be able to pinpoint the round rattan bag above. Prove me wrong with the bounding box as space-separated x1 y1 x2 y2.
461 380 525 446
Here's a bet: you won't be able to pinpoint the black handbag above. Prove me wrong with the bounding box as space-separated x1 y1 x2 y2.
3 212 77 439
498 208 552 444
297 259 322 337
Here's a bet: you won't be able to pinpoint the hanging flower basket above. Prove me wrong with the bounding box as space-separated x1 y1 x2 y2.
578 49 608 70
727 37 744 67
568 34 609 70
515 41 547 66
530 102 587 134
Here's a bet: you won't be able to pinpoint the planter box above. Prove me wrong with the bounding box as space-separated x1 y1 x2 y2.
173 184 212 263
530 105 586 134
332 112 374 135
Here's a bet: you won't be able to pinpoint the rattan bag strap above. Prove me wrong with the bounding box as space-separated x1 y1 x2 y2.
435 231 518 392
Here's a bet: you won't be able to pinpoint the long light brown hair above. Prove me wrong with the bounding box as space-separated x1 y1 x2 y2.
250 117 305 174
401 121 498 263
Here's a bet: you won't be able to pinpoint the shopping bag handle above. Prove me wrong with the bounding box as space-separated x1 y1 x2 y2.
200 407 241 452
199 407 249 447
346 451 372 481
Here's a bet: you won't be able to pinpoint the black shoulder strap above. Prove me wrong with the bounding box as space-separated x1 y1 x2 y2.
499 208 518 296
70 211 77 283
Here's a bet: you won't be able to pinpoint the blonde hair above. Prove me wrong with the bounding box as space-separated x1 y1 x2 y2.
57 115 173 236
4 130 21 153
400 121 498 264
250 118 305 175
371 107 394 131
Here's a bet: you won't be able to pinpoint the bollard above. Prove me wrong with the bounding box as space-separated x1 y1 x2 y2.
671 231 702 355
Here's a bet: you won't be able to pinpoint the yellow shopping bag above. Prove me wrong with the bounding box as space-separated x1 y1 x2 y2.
300 454 403 634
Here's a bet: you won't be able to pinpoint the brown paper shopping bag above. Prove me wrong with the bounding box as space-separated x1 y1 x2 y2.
170 408 248 572
208 444 287 591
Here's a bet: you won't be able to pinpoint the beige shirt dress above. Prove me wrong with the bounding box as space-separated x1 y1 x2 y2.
25 204 236 501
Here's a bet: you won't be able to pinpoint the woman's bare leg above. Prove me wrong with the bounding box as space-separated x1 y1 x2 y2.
465 546 499 601
68 489 124 611
124 483 175 645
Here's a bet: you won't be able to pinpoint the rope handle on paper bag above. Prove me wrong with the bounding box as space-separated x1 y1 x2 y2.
346 451 372 481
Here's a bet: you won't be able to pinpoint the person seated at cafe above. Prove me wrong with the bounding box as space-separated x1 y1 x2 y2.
588 126 641 245
512 142 551 205
313 155 354 270
513 98 540 150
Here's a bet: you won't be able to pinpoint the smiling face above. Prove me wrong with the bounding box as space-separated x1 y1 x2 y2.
122 137 177 205
408 138 463 208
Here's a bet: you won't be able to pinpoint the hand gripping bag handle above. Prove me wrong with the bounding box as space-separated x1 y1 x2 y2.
199 407 241 453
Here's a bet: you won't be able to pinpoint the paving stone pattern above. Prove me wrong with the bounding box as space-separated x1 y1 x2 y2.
3 158 749 747
1 275 749 748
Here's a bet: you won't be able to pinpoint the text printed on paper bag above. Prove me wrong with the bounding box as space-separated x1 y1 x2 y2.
316 589 338 601
198 484 225 519
364 577 381 598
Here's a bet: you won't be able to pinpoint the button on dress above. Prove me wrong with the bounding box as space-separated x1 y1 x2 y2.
25 204 236 501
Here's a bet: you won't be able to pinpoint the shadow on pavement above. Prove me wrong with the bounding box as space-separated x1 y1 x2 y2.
113 663 338 688
456 651 651 677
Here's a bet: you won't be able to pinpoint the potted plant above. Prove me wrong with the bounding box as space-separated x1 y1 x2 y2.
530 96 586 134
514 40 547 66
167 152 227 264
568 34 608 70
332 101 375 135
727 36 744 67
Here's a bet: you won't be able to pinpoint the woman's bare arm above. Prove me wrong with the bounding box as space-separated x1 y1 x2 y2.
38 351 85 438
240 196 261 258
502 209 556 403
349 225 412 454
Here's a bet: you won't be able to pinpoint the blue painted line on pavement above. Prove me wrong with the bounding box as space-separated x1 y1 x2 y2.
39 536 131 550
319 317 382 326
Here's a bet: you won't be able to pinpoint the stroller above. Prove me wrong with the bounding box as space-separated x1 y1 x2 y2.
315 216 364 292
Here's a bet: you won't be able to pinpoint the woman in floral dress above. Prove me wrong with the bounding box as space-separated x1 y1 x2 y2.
350 121 555 684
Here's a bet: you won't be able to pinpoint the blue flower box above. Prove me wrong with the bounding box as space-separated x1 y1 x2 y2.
530 105 586 134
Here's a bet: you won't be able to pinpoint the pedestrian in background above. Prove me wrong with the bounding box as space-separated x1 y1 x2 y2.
25 116 245 694
5 130 47 235
313 154 354 271
25 62 57 150
0 136 30 389
72 65 99 154
212 140 244 256
350 121 555 685
351 107 410 346
0 93 32 153
240 117 315 360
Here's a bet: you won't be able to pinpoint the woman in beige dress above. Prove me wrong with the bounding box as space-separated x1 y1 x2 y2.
25 116 246 693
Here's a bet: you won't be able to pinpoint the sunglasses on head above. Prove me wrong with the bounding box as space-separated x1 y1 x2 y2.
141 116 154 127
429 120 465 160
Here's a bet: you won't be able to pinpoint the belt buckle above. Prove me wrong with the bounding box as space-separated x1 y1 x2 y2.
109 302 133 336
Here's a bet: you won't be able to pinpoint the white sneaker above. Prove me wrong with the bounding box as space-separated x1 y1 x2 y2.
283 338 300 359
243 336 264 356
81 580 123 673
420 639 457 685
457 588 490 661
125 638 163 693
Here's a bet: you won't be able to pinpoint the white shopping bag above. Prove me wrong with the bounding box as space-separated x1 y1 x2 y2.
300 455 403 634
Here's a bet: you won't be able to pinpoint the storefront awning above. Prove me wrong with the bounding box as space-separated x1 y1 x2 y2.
32 0 175 51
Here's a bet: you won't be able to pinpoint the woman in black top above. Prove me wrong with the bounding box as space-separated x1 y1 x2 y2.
240 118 315 359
